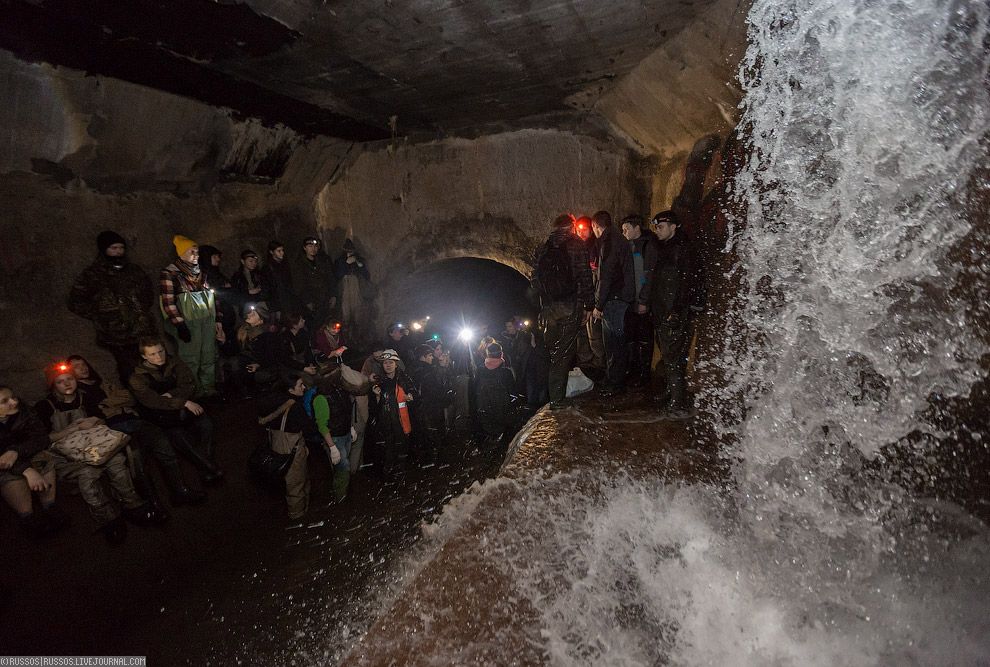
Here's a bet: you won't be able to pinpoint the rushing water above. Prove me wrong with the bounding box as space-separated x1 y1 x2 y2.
370 0 990 664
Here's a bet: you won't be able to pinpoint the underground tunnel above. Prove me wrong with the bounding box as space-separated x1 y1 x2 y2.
1 0 990 664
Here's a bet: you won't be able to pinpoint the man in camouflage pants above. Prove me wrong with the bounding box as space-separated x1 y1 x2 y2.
68 231 157 383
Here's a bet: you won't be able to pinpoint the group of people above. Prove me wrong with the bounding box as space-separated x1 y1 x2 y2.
533 210 706 415
3 211 704 539
2 230 375 539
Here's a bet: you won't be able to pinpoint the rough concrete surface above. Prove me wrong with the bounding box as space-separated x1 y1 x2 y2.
315 129 653 325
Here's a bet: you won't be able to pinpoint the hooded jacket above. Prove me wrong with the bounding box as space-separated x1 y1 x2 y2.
68 253 156 347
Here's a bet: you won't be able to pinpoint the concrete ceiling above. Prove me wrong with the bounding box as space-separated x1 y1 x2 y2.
1 0 721 140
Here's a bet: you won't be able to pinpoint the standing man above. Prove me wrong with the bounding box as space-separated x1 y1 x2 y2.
68 231 157 383
574 216 606 377
649 211 706 418
621 214 660 387
262 240 296 322
531 214 593 410
590 211 635 396
160 235 224 398
293 235 337 330
333 239 371 339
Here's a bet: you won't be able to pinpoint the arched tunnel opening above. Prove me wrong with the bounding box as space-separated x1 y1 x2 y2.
385 257 537 346
2 0 990 663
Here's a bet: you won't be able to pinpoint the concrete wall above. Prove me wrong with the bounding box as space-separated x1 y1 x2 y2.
0 51 352 398
314 129 653 327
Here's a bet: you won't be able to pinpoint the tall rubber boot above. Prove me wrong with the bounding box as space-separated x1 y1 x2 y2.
170 436 224 486
332 468 350 503
636 342 654 387
162 462 207 506
129 449 171 521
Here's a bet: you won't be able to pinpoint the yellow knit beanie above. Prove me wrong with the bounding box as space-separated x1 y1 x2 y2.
173 235 198 257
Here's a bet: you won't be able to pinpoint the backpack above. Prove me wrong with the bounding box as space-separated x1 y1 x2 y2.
533 240 575 302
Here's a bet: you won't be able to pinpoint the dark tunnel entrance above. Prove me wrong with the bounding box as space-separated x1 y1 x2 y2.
387 257 537 346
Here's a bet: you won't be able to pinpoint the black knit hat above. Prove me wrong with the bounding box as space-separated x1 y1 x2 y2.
96 231 126 253
343 238 356 251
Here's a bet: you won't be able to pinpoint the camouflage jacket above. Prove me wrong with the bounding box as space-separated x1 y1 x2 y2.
68 255 157 347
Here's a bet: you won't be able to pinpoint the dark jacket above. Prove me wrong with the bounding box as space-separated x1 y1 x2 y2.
370 371 415 440
312 385 352 439
475 361 516 435
594 226 635 309
333 254 371 282
231 267 271 312
0 408 50 476
408 359 451 427
292 253 336 309
649 230 706 323
67 254 157 347
278 329 317 371
199 251 238 341
129 357 196 416
262 258 297 315
533 228 594 311
628 230 660 306
258 394 319 438
237 324 281 369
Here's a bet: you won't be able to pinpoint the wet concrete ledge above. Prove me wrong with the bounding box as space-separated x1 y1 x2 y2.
342 391 723 666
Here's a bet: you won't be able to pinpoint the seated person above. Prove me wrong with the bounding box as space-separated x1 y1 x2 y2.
473 343 517 465
276 313 319 376
0 384 66 538
315 318 348 362
68 355 205 510
311 373 353 503
129 338 223 486
257 375 319 520
36 364 161 543
229 304 282 397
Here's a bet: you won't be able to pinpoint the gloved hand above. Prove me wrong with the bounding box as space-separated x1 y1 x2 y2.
328 445 341 465
175 321 192 343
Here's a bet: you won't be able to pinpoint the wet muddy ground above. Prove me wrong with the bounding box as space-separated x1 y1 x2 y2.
1 383 723 665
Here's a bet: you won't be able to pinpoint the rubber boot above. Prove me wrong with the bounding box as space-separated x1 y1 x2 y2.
162 462 207 506
170 437 224 486
332 468 350 504
123 501 168 526
635 343 653 387
200 438 225 486
129 451 171 521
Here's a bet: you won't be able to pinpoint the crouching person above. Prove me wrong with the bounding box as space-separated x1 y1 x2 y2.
129 338 224 487
0 385 67 539
36 364 162 544
67 355 205 512
258 375 317 520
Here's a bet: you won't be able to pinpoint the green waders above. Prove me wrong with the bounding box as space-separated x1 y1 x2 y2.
162 290 217 397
